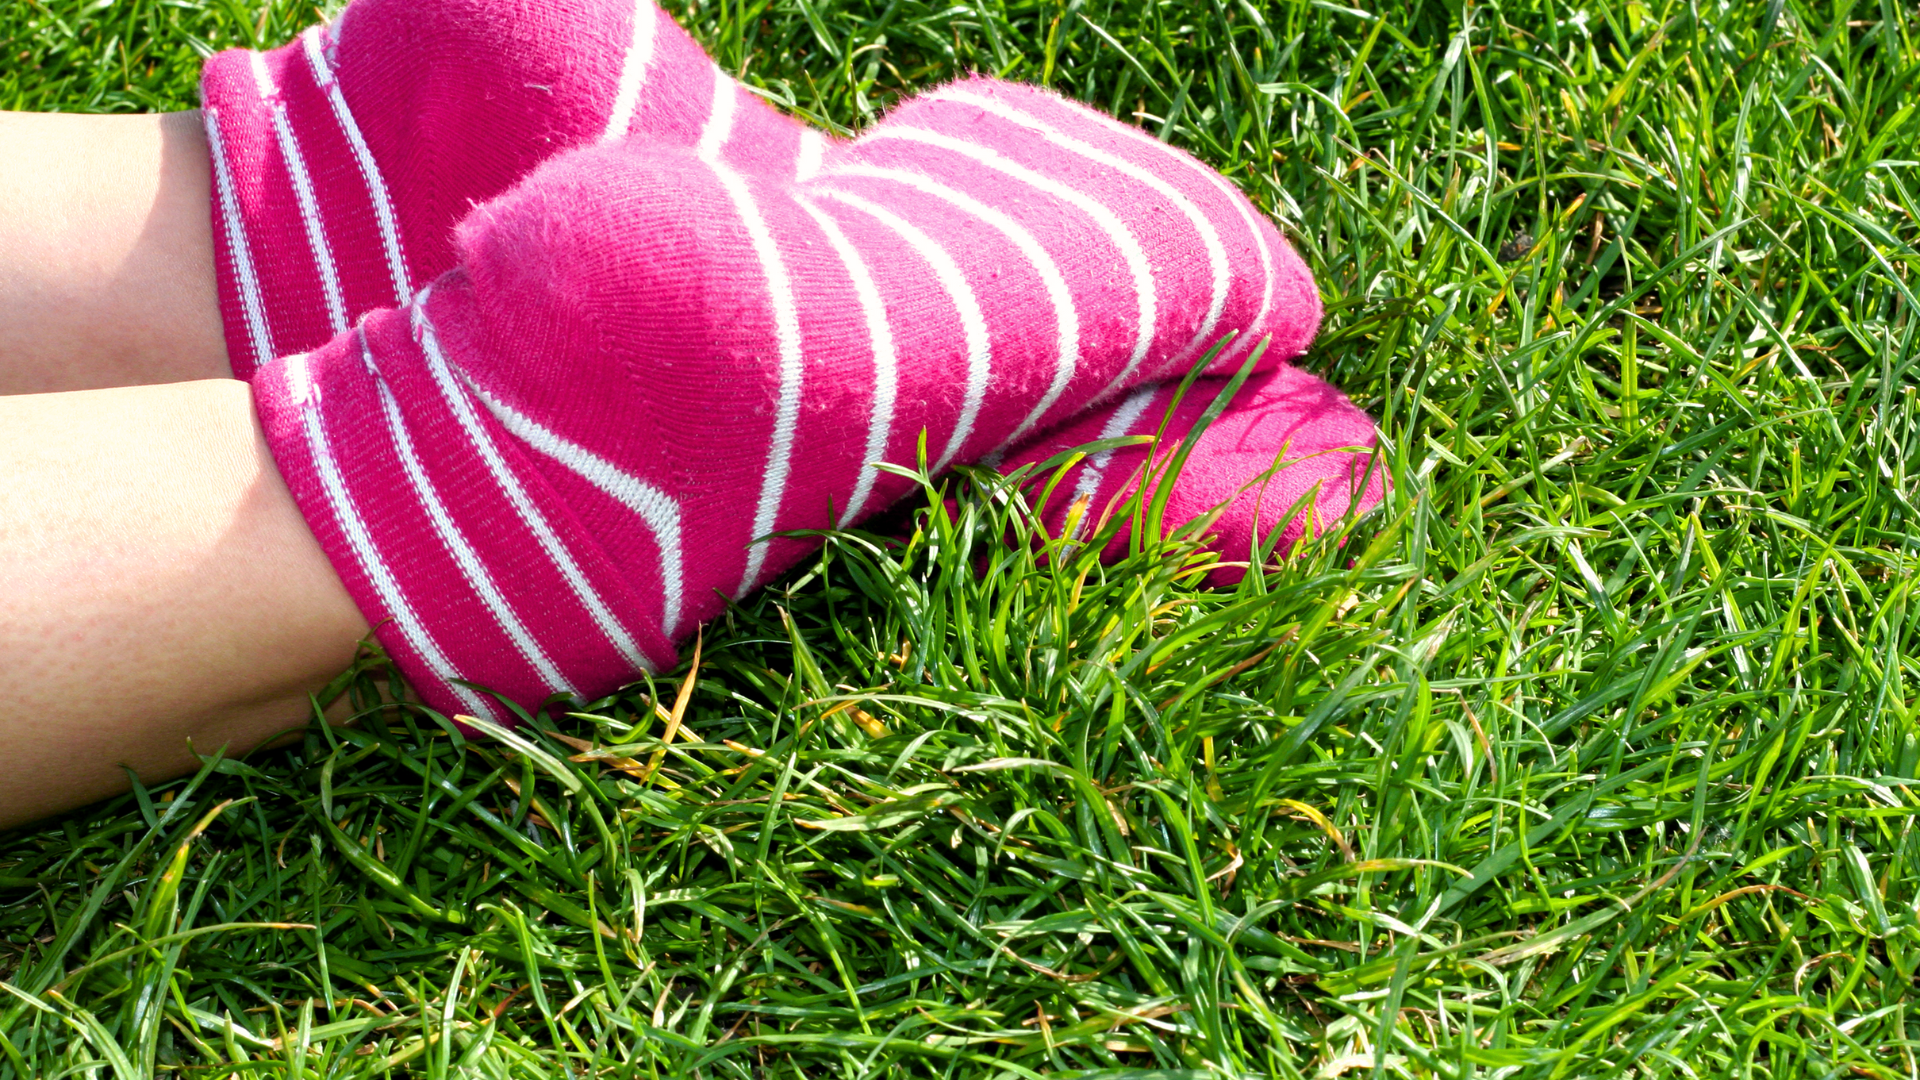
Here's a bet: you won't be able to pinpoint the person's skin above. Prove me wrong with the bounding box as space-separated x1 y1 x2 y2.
0 110 368 826
0 110 229 393
0 380 369 829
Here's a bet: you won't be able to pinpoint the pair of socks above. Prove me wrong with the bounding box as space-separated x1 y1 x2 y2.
203 0 1385 720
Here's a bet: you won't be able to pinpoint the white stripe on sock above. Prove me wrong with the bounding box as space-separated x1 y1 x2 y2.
1079 107 1281 370
282 352 502 722
600 0 661 143
473 388 688 641
302 26 413 305
828 163 1079 450
409 293 655 672
926 89 1230 376
246 44 276 97
202 107 277 370
1073 382 1163 510
1200 168 1275 368
795 128 828 181
867 126 1153 403
359 331 574 694
252 52 351 335
709 162 805 594
794 195 896 524
813 187 991 473
696 65 738 161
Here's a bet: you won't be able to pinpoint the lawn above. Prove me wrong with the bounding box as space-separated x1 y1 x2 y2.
4 0 1919 1076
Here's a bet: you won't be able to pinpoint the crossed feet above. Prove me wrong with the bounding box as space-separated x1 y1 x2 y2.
201 0 1388 718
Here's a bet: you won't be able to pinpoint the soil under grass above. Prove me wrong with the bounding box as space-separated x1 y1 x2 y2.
3 0 1919 1076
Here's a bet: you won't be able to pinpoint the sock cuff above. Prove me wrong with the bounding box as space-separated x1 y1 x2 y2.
253 287 678 724
202 29 418 380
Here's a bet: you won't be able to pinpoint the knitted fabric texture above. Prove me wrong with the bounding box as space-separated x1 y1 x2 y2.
251 78 1318 722
199 0 1372 579
200 0 823 378
997 365 1387 581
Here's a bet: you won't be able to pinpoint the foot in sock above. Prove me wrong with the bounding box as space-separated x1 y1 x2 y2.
198 0 1366 576
250 78 1317 722
200 0 828 378
996 365 1388 580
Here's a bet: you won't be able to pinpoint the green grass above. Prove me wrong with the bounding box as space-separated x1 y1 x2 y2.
5 0 1920 1075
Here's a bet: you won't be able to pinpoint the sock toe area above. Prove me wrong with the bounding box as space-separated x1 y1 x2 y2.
1158 365 1387 576
1000 364 1387 579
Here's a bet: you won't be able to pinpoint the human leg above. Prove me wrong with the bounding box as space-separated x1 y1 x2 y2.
0 379 366 828
0 111 228 394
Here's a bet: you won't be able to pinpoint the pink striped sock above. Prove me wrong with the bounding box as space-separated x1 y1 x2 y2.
250 78 1317 723
197 0 1362 572
995 365 1389 580
200 0 825 378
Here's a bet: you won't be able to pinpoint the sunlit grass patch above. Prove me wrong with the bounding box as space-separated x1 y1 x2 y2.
3 0 1919 1076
